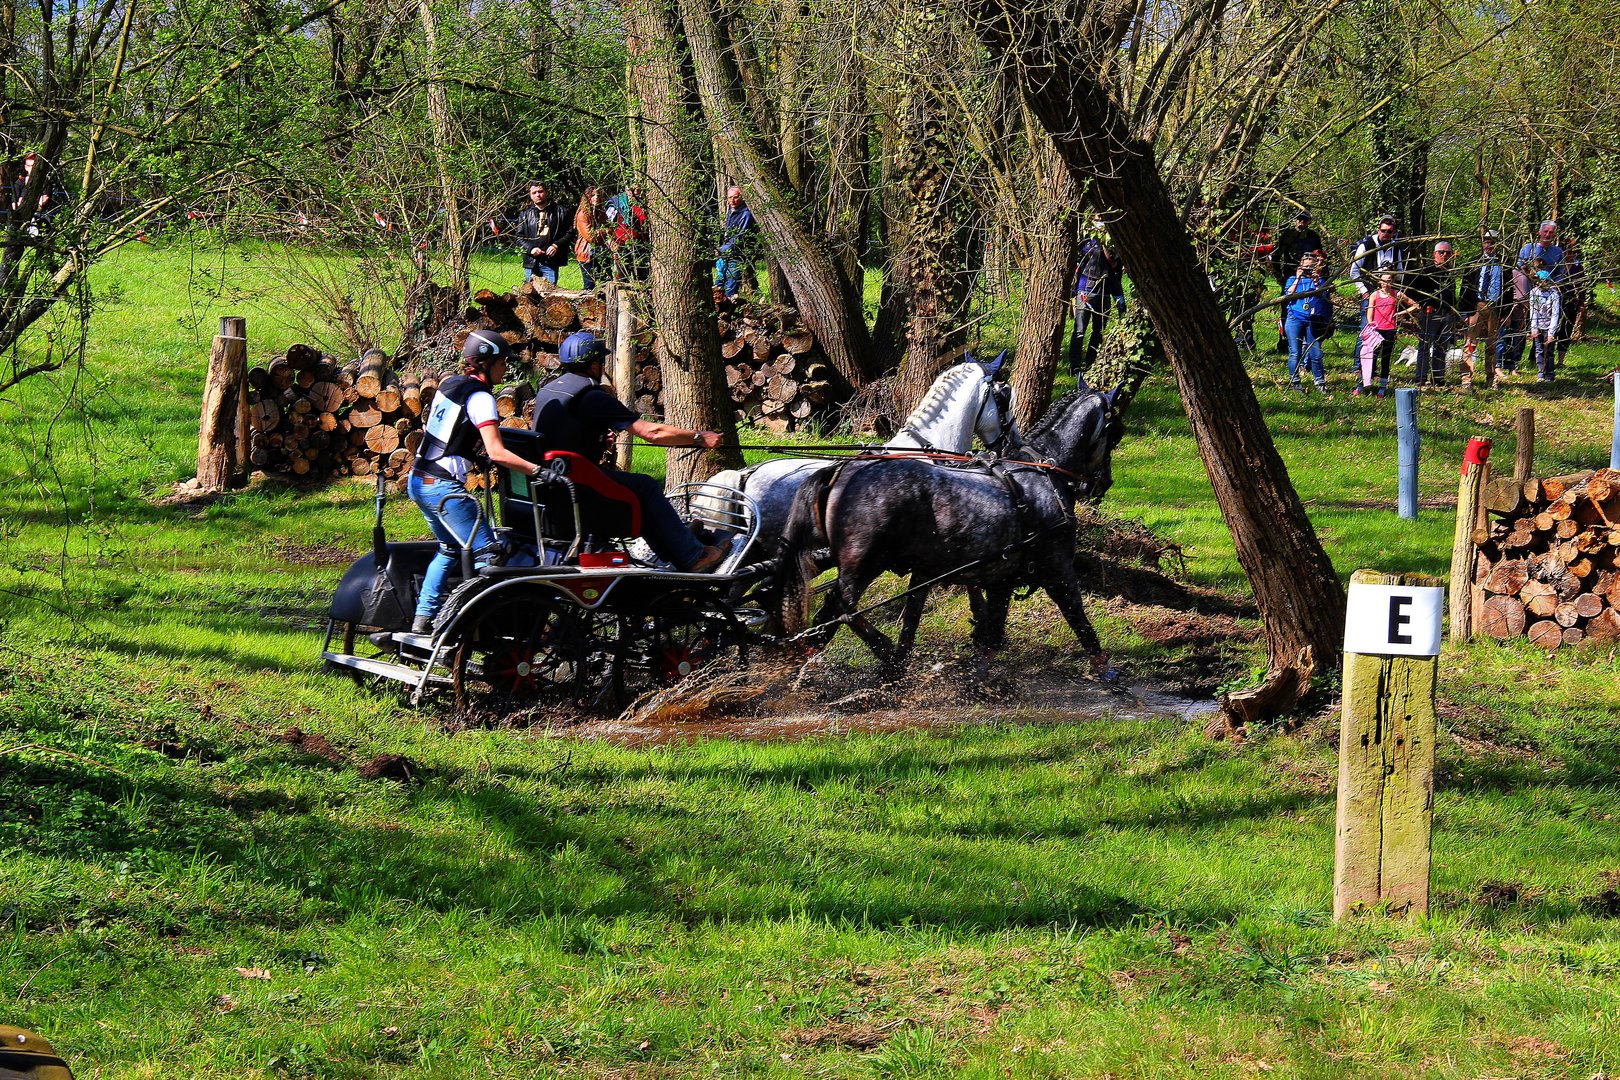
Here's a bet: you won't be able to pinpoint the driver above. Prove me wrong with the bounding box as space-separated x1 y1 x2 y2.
533 331 727 573
407 330 547 635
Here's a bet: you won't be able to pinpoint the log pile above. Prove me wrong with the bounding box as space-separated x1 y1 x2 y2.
714 302 842 434
243 283 844 486
1474 468 1620 650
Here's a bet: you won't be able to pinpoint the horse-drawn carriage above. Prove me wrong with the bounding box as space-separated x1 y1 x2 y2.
320 426 772 713
319 356 1142 713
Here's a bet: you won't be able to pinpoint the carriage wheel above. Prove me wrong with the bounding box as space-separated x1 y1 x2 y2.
451 592 610 715
612 589 750 704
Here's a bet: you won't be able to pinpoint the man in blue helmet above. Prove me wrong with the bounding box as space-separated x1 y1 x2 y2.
532 331 727 572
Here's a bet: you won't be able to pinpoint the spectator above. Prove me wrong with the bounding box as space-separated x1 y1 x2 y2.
1517 220 1564 281
1557 236 1587 365
715 186 756 300
605 184 649 282
1272 209 1325 286
1283 252 1331 395
514 181 574 286
1459 230 1508 389
1349 215 1408 325
1497 258 1535 376
573 187 607 290
8 150 67 236
1271 209 1325 352
1361 272 1419 397
1527 269 1562 382
1403 241 1459 387
1067 221 1123 376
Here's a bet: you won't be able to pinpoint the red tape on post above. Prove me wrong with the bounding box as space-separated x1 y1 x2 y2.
1462 436 1492 476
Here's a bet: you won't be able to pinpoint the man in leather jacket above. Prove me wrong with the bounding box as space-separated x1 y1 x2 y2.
514 181 574 285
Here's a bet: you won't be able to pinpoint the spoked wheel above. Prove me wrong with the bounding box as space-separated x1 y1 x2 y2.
612 589 750 705
451 591 612 716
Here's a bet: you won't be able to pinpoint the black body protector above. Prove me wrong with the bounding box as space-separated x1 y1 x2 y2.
413 374 490 480
530 372 612 461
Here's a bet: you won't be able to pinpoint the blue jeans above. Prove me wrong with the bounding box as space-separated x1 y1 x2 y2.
408 472 501 621
715 256 746 298
608 469 706 569
579 260 596 290
1284 315 1323 383
523 264 558 285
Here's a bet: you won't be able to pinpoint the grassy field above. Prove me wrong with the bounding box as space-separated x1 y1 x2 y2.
2 240 1619 1077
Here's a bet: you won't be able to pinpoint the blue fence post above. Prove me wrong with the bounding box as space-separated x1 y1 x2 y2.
1396 387 1419 519
1610 371 1620 470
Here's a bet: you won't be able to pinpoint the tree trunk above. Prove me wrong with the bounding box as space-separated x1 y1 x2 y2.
677 0 877 387
623 0 741 486
1011 137 1077 431
977 5 1346 688
869 103 915 375
418 0 469 302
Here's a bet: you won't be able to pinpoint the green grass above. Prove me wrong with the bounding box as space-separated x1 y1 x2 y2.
2 241 1620 1077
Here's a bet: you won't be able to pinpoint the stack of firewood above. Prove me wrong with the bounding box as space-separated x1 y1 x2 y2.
1474 468 1620 648
715 303 840 434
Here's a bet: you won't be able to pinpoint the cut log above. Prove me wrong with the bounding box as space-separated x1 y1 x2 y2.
1572 592 1605 619
1484 560 1529 595
781 330 814 355
1480 595 1527 639
307 381 344 413
355 349 390 397
365 425 400 455
1484 476 1524 515
1561 626 1584 647
541 298 579 330
767 374 800 401
789 397 814 420
1526 619 1563 650
1585 607 1620 642
250 398 281 432
721 337 747 359
1522 476 1542 503
348 407 382 429
1554 601 1582 628
1541 470 1595 501
1520 580 1558 617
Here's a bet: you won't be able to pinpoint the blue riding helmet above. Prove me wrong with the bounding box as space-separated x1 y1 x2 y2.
559 330 607 369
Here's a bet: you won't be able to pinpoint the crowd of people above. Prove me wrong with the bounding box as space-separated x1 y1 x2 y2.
510 179 757 299
1278 213 1591 397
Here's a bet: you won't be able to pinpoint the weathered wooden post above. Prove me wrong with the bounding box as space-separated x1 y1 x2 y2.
196 315 249 492
1449 437 1491 640
1334 570 1444 920
1515 407 1535 484
1395 388 1419 519
609 283 639 471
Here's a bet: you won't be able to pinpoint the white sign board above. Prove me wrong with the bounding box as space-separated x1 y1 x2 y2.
1343 583 1444 657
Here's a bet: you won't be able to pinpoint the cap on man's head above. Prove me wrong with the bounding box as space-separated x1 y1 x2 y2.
1296 210 1312 221
1536 269 1551 281
462 329 509 362
559 330 606 369
1483 229 1499 240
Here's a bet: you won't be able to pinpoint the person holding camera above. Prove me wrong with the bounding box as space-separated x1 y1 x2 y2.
1283 252 1332 394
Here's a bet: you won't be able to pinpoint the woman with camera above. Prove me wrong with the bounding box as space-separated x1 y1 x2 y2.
1283 252 1332 395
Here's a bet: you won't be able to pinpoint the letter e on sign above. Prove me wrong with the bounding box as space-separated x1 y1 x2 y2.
1344 583 1444 657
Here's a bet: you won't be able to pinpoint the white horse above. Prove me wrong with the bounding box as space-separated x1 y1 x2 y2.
707 353 1020 556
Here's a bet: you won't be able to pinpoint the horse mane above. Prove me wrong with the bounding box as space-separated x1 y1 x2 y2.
1024 386 1100 446
900 364 977 432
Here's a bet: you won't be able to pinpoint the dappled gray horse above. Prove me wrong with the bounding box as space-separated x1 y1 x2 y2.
708 355 1019 554
776 368 1147 675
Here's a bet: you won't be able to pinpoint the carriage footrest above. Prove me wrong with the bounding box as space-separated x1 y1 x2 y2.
323 650 450 687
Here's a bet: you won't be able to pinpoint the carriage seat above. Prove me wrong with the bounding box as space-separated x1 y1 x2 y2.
496 428 643 544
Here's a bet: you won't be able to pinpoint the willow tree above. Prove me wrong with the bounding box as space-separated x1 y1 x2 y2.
972 0 1348 720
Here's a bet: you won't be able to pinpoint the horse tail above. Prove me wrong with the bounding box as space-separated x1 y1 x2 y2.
775 462 839 637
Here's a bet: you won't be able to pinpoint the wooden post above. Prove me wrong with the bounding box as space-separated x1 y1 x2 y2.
197 315 248 492
610 283 638 471
1515 407 1535 483
1610 373 1619 470
1395 388 1419 520
1334 570 1443 921
1449 437 1491 640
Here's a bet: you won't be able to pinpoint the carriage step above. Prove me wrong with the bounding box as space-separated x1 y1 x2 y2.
322 650 450 687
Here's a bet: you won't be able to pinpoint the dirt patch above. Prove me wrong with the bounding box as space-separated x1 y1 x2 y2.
273 726 345 763
357 754 417 782
263 537 360 566
1580 889 1620 917
1476 881 1525 908
788 1022 902 1050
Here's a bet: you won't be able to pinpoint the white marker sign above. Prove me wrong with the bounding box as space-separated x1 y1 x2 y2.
1343 583 1444 657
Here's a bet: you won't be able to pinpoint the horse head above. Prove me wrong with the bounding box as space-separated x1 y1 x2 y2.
893 358 1019 453
1025 363 1149 503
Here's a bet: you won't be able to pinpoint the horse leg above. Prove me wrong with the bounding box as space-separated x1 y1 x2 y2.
881 584 931 677
969 586 1012 650
1042 563 1116 681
